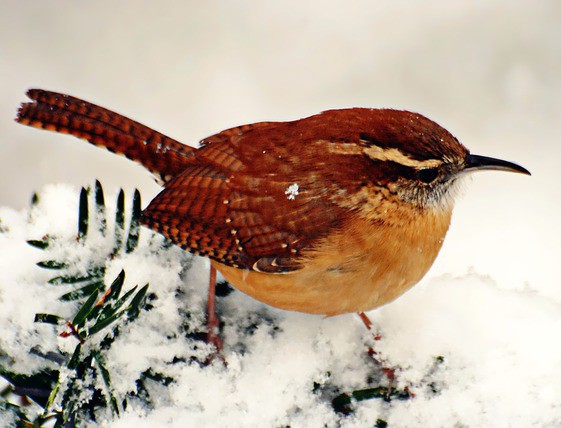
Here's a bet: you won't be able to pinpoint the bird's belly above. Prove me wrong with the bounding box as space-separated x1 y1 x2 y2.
214 260 420 316
213 210 450 316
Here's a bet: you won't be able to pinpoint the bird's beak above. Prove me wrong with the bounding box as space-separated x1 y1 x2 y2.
463 154 531 176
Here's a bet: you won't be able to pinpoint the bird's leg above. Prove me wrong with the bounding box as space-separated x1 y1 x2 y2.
358 311 383 361
358 311 381 340
358 311 372 330
206 265 223 354
357 312 396 386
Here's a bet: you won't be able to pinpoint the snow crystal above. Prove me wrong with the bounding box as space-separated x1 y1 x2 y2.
285 183 299 200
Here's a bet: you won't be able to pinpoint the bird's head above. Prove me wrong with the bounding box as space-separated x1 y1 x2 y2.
316 108 530 220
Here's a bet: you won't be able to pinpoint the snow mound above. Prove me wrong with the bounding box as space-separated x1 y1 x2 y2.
0 184 559 427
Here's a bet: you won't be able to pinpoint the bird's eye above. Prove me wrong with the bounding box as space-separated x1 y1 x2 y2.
417 168 439 184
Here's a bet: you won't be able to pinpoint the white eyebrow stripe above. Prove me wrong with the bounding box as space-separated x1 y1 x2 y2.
324 141 363 155
363 144 443 169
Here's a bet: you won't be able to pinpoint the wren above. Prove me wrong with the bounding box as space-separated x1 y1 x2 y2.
16 89 530 320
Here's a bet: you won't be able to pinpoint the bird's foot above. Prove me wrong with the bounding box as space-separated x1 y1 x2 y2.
357 312 403 390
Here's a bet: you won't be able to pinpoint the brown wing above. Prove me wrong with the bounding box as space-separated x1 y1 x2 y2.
141 121 349 273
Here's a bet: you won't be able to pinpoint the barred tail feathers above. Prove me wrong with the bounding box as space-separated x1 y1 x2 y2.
16 89 194 182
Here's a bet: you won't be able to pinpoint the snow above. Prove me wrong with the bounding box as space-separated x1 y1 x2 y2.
1 185 561 426
1 1 560 426
285 183 300 200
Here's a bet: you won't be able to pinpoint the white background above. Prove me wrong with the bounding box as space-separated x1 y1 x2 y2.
1 2 560 424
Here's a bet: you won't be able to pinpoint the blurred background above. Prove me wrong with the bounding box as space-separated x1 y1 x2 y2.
1 1 559 299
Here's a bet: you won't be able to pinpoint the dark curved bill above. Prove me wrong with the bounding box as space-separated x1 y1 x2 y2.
464 154 531 175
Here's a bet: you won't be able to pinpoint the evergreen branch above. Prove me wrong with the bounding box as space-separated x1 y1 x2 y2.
112 189 125 254
94 180 106 236
59 281 104 301
4 182 158 426
125 189 141 253
48 266 105 285
71 289 100 326
67 344 82 371
78 187 89 240
332 386 412 414
86 307 130 337
107 285 138 316
36 260 67 270
26 238 50 250
0 401 32 425
103 269 125 302
34 314 62 325
127 284 149 320
93 351 120 415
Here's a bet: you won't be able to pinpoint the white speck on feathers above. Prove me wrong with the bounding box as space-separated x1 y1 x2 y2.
285 183 299 200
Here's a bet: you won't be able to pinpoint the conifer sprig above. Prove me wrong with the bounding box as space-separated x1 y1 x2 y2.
1 183 154 427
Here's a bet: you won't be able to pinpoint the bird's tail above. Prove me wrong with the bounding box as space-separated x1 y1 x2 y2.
16 89 194 183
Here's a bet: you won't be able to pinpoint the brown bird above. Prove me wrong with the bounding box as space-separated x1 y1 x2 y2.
16 89 530 348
